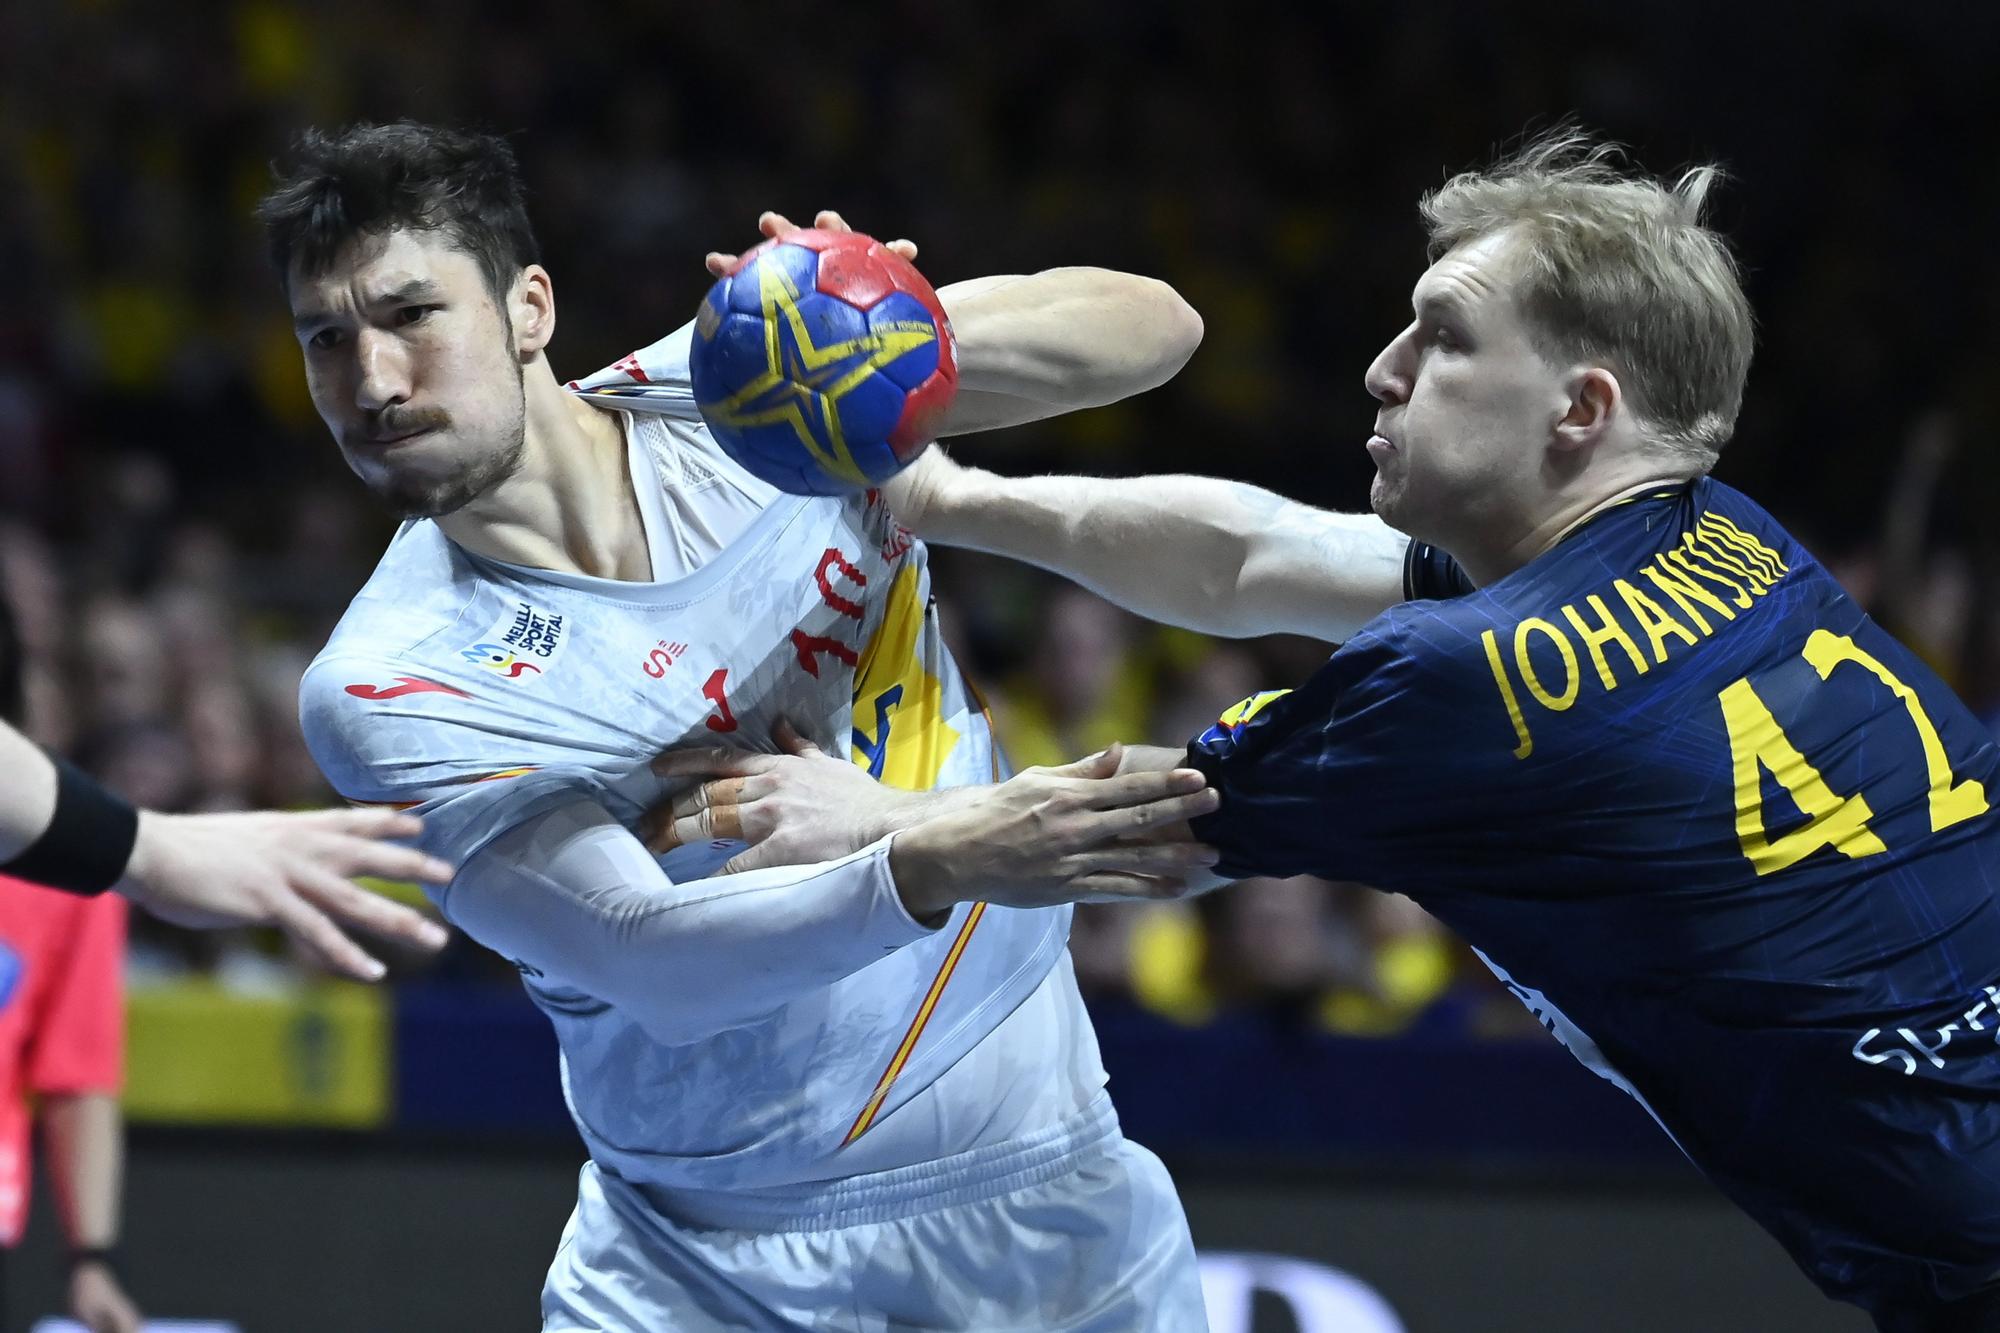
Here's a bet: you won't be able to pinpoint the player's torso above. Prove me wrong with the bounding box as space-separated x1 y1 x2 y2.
1409 478 2000 1300
319 411 1075 1190
1439 481 2000 1012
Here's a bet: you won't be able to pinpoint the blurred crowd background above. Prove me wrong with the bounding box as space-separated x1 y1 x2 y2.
3 0 1999 1088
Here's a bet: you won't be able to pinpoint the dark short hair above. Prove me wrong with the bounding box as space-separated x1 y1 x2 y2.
256 121 540 303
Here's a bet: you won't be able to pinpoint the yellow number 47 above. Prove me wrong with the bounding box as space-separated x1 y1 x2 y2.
1718 630 1989 876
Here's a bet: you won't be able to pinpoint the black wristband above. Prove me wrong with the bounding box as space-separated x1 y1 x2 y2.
67 1244 123 1279
1 758 139 895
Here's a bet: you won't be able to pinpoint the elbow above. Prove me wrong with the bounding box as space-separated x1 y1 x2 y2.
1130 276 1203 391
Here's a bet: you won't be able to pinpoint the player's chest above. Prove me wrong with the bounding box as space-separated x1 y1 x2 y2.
464 501 921 749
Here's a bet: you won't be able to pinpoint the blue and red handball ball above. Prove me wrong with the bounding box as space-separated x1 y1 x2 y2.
689 229 958 496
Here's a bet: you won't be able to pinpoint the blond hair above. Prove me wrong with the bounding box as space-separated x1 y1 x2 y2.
1420 128 1755 467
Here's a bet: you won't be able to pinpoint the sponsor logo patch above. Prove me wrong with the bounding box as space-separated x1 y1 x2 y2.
344 676 473 701
462 600 569 681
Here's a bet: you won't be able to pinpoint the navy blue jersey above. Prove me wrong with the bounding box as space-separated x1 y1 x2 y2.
1187 477 2000 1316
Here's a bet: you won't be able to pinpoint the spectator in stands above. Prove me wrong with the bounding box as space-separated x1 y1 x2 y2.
996 587 1151 770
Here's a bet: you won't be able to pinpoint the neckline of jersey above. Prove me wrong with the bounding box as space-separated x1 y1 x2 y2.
457 410 813 608
1556 478 1696 548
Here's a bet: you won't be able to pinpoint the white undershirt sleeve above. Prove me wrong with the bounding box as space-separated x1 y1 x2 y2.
443 795 940 1044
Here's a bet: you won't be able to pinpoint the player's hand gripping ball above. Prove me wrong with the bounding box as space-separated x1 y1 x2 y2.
690 229 958 496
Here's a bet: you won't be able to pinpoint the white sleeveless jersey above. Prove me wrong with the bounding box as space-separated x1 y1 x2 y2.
302 325 1101 1192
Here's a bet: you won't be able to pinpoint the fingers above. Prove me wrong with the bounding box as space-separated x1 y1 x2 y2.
273 810 452 884
773 718 824 757
312 834 455 887
809 212 916 260
1087 787 1220 838
643 777 729 852
678 802 744 846
1064 872 1197 903
652 747 778 779
707 211 802 277
1113 819 1203 845
295 807 426 839
716 214 913 277
638 803 674 852
266 882 389 982
670 776 750 818
295 857 450 951
1064 840 1220 879
1077 766 1207 811
1047 745 1123 780
719 842 779 875
645 799 746 852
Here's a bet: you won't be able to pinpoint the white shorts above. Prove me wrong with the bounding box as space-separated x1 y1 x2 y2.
541 1093 1209 1332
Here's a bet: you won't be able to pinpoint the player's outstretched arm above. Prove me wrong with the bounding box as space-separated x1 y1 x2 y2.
0 715 62 859
885 446 1411 642
890 746 1226 919
0 717 452 981
434 771 1209 1045
121 808 454 980
708 210 1202 437
651 727 1221 909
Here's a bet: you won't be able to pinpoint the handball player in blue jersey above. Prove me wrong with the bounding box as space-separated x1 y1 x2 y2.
702 130 2000 1332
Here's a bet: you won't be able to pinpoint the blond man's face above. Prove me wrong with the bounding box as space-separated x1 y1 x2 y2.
1362 230 1570 551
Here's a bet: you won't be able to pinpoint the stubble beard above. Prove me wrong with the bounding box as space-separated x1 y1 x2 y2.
1369 468 1405 528
374 366 528 521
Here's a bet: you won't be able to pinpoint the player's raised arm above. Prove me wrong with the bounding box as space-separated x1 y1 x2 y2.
930 266 1201 435
649 725 1220 882
886 446 1417 643
707 210 1203 437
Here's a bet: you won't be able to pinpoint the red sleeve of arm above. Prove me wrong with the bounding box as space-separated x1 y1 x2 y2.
26 893 126 1095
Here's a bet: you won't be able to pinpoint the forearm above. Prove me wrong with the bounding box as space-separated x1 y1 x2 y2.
0 720 60 860
915 465 1408 641
42 1093 123 1248
936 268 1202 435
454 800 943 1043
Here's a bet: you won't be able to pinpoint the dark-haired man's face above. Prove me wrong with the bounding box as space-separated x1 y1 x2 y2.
289 229 526 518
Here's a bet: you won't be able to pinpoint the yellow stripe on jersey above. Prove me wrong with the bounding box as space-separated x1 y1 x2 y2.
850 561 960 790
842 902 988 1145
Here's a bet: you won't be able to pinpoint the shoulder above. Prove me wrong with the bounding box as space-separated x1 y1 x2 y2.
629 405 783 510
312 533 484 691
1224 594 1555 771
1335 596 1519 700
300 536 497 802
1194 602 1502 766
566 322 698 411
298 651 473 804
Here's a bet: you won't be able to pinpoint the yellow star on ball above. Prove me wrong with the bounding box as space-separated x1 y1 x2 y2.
705 257 938 486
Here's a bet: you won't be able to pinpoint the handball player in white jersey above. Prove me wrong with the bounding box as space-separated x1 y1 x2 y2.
258 122 1222 1331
